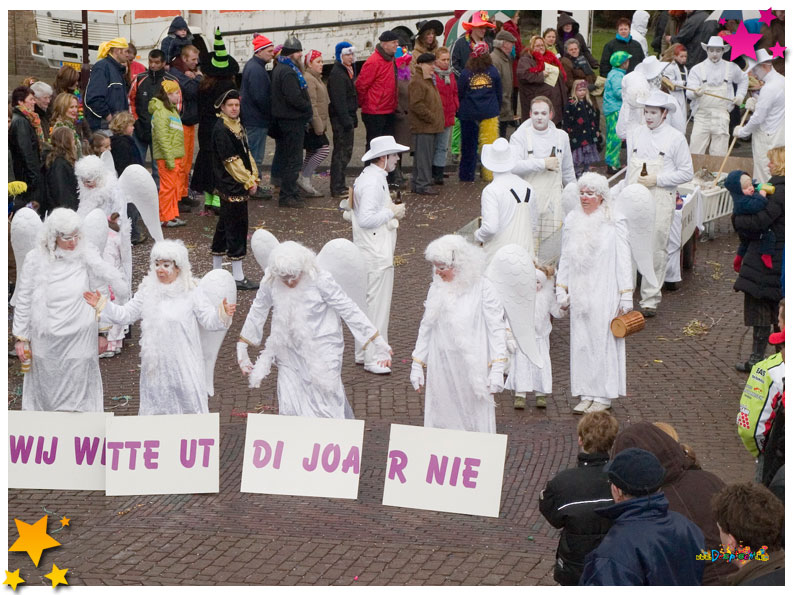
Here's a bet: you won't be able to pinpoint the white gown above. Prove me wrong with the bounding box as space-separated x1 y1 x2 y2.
99 280 230 415
412 278 506 433
556 207 634 400
241 271 382 419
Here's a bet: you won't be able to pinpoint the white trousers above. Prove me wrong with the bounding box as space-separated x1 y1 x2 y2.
639 188 676 309
354 265 394 365
751 127 786 183
689 111 729 156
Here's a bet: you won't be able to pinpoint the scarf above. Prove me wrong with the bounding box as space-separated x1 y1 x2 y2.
434 65 453 84
343 63 354 79
73 88 85 122
570 54 594 76
530 51 567 82
375 43 395 62
616 32 632 43
16 105 46 149
51 120 83 159
277 54 307 89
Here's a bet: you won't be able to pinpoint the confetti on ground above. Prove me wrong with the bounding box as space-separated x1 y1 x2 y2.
682 319 710 336
705 260 723 280
107 395 131 410
393 255 407 267
653 359 663 363
116 503 147 516
527 536 534 541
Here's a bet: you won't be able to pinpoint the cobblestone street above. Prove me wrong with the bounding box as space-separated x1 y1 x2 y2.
8 169 758 587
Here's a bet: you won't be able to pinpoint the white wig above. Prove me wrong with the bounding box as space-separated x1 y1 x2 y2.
577 172 610 200
148 239 193 290
40 208 82 255
267 241 318 281
425 234 484 287
75 155 110 186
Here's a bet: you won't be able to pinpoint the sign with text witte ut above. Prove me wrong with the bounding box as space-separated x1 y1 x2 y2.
382 424 507 517
241 414 364 500
104 413 219 496
8 411 111 491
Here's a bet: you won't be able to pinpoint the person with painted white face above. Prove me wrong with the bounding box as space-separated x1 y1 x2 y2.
509 96 575 265
350 136 407 374
615 55 667 141
621 90 693 317
84 239 235 415
733 48 785 183
411 234 507 433
239 241 392 419
555 174 634 414
13 208 127 412
686 36 748 156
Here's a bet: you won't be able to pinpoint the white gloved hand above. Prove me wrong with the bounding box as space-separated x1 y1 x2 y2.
488 369 504 394
733 95 744 107
236 342 253 375
386 218 399 230
733 125 746 138
638 173 657 188
556 289 570 309
372 336 393 367
544 156 560 171
410 362 425 391
695 86 705 97
389 202 406 220
505 328 518 354
744 97 757 111
619 297 634 315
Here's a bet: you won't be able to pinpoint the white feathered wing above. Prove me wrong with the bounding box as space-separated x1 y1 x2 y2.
197 269 237 397
612 183 658 287
316 238 367 312
9 208 43 307
81 208 110 254
118 164 164 243
250 228 280 274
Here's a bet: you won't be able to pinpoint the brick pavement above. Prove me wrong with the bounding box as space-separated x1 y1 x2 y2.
8 173 758 586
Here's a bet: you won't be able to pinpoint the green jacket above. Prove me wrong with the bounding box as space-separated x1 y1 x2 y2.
149 97 184 169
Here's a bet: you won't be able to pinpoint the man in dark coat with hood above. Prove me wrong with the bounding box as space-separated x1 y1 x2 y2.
161 16 194 64
671 10 718 69
556 13 598 70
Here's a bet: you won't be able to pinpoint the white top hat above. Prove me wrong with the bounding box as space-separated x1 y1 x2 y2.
361 135 409 162
480 138 517 173
700 36 730 52
640 89 678 113
744 47 775 72
639 56 667 80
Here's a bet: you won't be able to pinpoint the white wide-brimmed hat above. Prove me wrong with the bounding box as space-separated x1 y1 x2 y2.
640 89 678 113
639 56 667 80
744 48 775 72
480 138 517 173
361 135 409 162
700 36 730 53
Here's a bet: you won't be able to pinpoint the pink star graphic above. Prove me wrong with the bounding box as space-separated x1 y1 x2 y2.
769 41 786 59
719 17 727 25
758 8 777 28
724 21 764 61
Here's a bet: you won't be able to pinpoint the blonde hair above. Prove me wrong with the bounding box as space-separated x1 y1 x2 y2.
578 411 619 453
434 46 450 58
652 422 679 442
767 146 785 176
569 79 594 106
109 111 135 135
50 92 78 124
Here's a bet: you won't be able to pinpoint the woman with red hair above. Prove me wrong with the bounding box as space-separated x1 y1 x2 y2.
660 43 688 133
517 35 567 123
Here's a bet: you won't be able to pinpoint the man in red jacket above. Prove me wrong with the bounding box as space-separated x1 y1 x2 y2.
355 31 399 152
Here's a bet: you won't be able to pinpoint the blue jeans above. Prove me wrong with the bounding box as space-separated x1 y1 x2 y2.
133 134 159 189
245 125 268 169
433 126 452 168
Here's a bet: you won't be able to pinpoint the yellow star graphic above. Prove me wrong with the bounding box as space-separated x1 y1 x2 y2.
3 569 25 591
59 517 70 528
8 516 61 567
43 564 68 588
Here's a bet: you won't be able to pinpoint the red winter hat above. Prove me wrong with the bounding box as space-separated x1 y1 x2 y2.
253 34 273 53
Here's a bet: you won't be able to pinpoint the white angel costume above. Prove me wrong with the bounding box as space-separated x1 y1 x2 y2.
556 175 634 406
241 241 391 419
95 240 233 415
509 118 575 265
411 235 507 433
12 209 127 412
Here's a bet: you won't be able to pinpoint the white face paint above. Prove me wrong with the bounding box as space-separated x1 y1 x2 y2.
579 188 603 214
753 63 772 80
707 47 724 64
155 259 179 284
644 106 665 130
530 102 551 131
385 153 400 172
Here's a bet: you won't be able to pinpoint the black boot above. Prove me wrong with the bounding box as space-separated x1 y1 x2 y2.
432 165 444 185
736 326 771 372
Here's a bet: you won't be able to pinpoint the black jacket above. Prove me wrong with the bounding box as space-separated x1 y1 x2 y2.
327 61 358 130
733 175 785 302
539 452 613 586
131 68 179 143
34 104 51 142
170 57 201 126
84 55 129 130
9 108 43 210
211 117 253 199
672 10 719 69
110 134 143 177
240 55 272 128
44 156 78 213
600 37 644 77
161 16 194 64
270 60 312 122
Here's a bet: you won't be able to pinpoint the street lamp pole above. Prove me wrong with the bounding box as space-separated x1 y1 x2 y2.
80 10 89 93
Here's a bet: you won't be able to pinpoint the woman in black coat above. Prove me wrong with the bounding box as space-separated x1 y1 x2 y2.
9 87 44 213
733 146 785 371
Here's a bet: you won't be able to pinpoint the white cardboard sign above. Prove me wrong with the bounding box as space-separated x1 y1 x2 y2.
104 413 219 496
8 411 112 491
240 414 364 500
382 424 508 518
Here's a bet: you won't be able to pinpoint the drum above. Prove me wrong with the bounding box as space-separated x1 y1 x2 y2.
611 311 645 338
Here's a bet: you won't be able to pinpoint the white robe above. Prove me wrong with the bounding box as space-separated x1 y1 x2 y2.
12 247 119 412
240 271 382 419
557 207 634 400
737 69 785 182
616 70 650 140
412 277 506 433
99 279 230 415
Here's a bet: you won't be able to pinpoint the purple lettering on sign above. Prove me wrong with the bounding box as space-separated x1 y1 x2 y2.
252 439 285 469
180 439 197 468
449 457 462 487
74 436 103 466
462 457 480 488
198 438 214 468
387 450 408 483
9 435 34 464
425 454 448 485
321 443 341 472
34 436 58 465
143 440 160 470
106 441 124 471
303 443 320 472
341 446 360 474
124 441 141 470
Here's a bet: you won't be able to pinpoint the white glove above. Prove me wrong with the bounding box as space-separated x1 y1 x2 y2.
733 95 744 107
745 97 757 111
556 289 570 309
733 125 746 138
638 173 657 188
505 328 518 354
236 342 253 375
410 362 425 391
488 369 504 394
544 156 560 171
372 335 392 366
695 86 705 97
389 202 406 220
386 218 399 230
619 297 633 315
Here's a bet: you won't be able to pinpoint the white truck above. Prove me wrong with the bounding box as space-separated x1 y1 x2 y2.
31 9 455 70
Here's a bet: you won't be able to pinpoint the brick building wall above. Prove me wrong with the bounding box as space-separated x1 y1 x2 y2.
9 10 57 86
